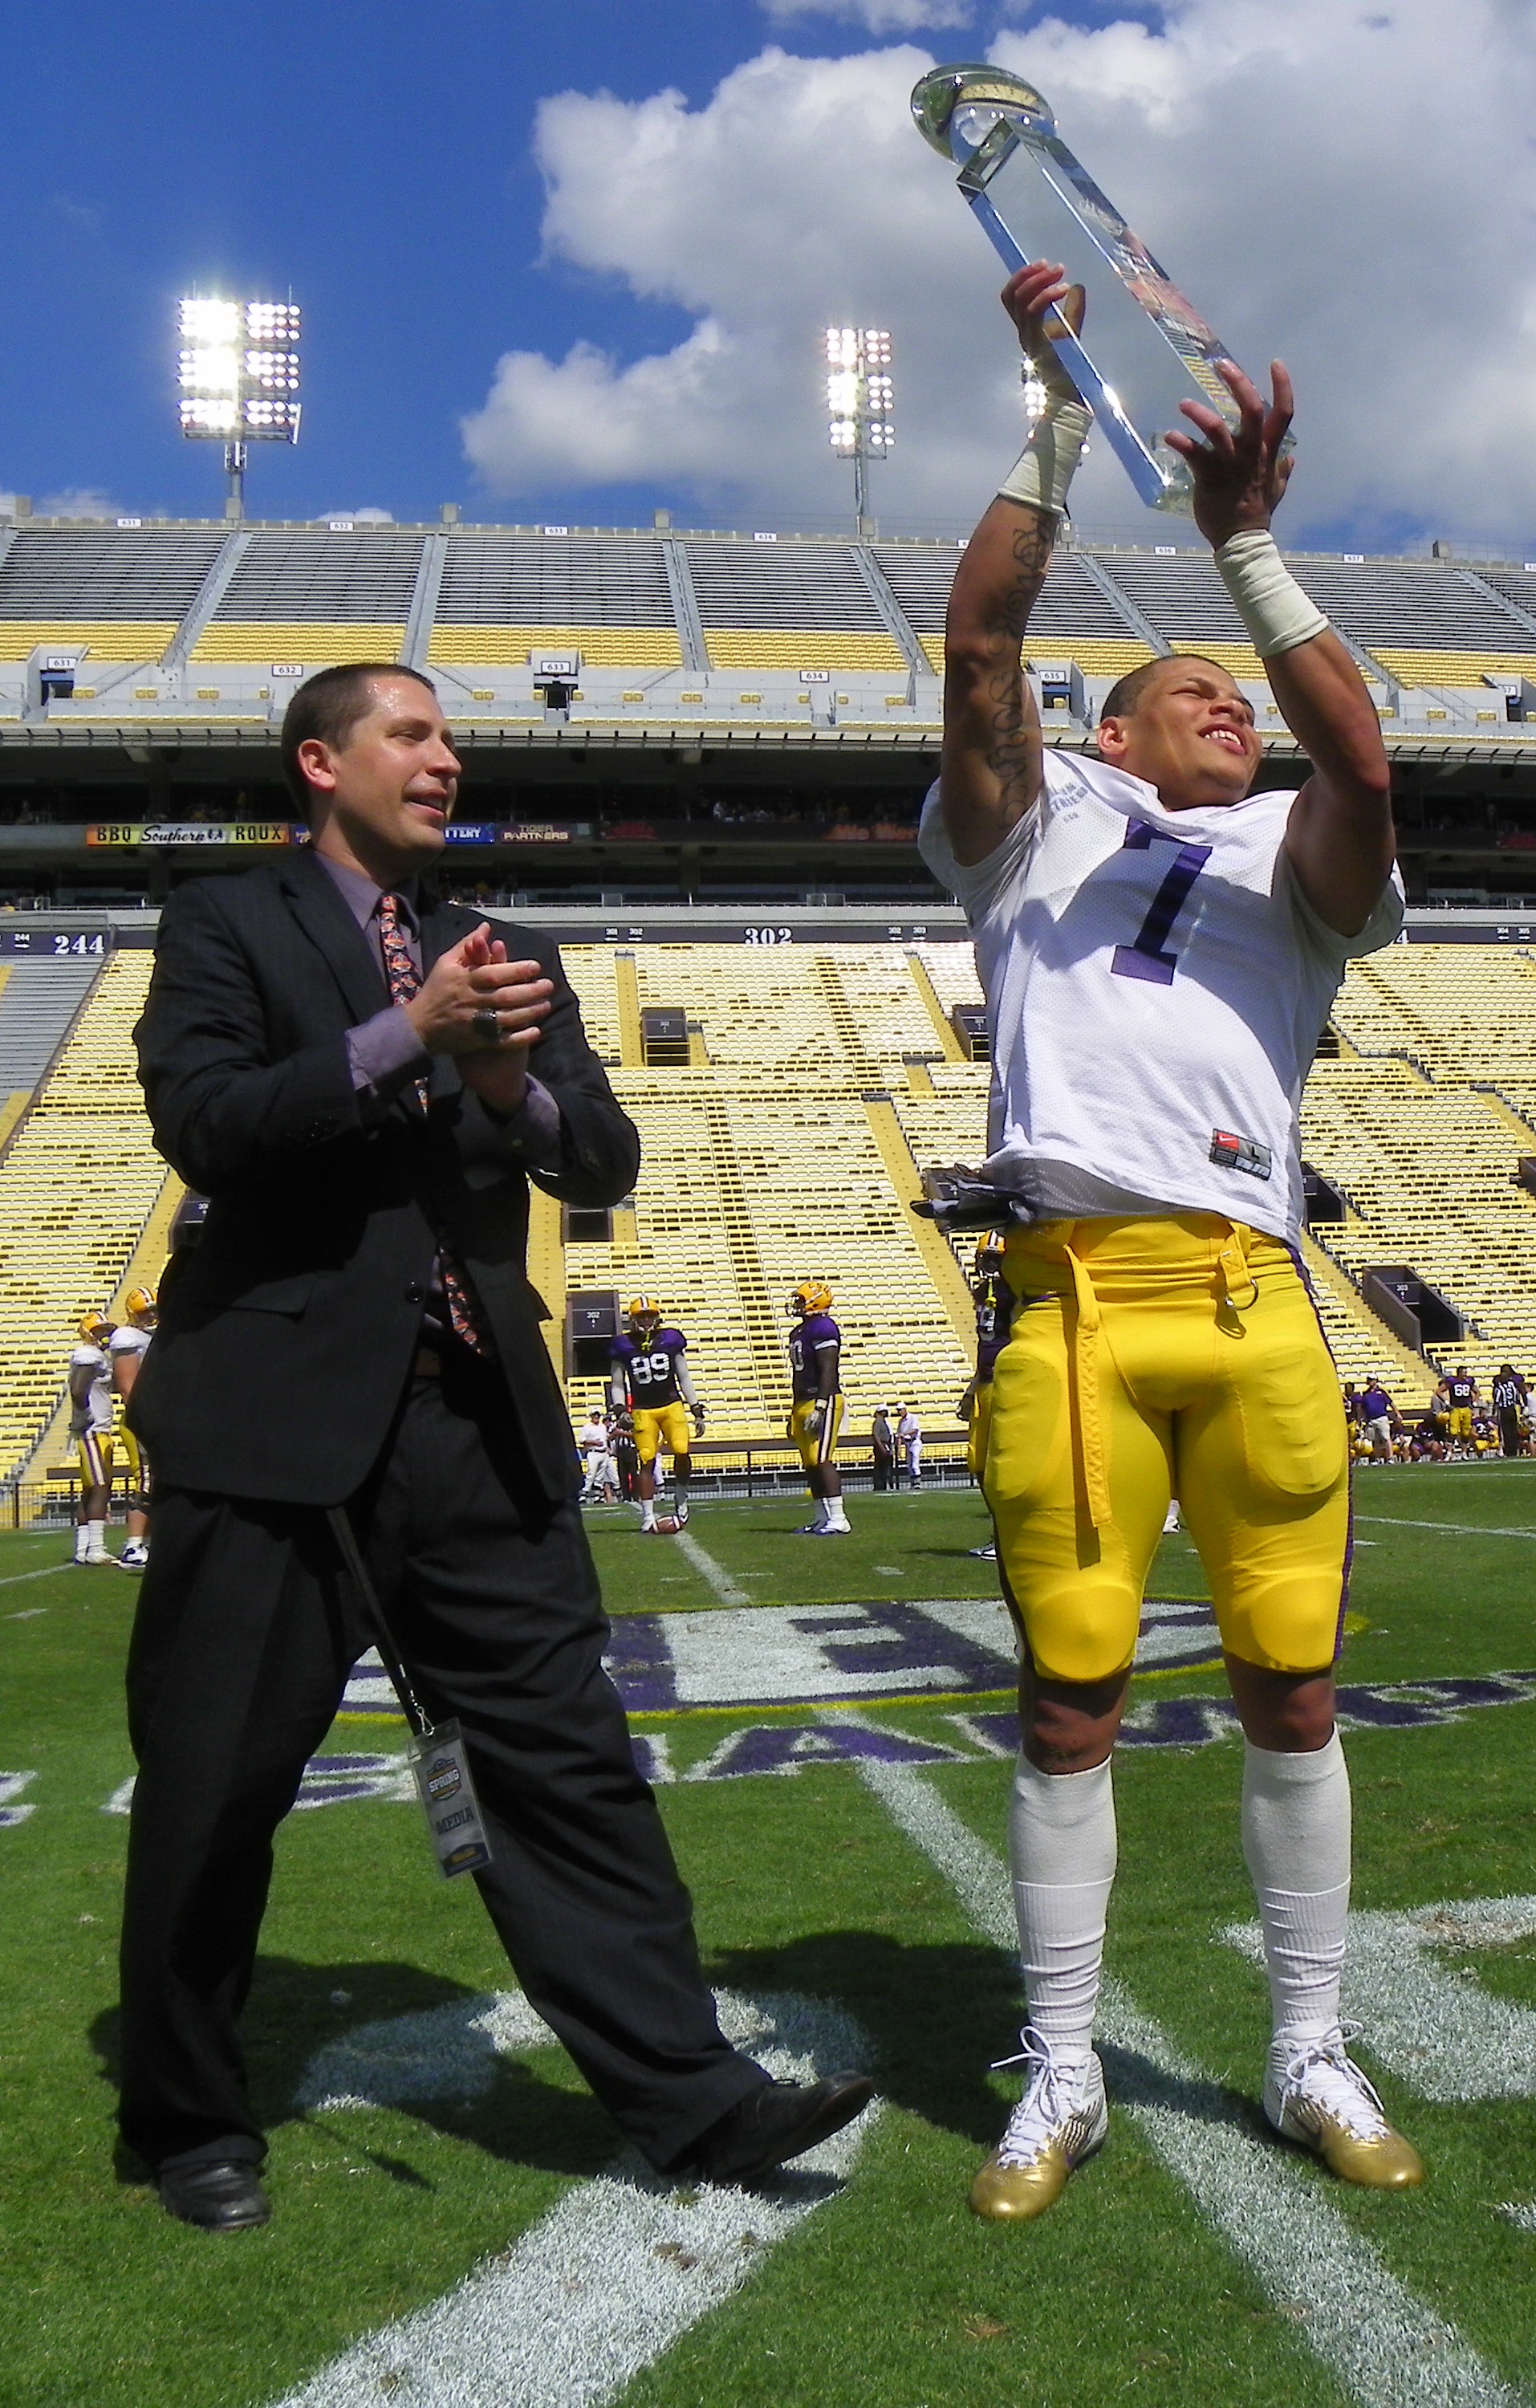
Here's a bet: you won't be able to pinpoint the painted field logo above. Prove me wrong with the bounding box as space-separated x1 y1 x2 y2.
341 1594 1223 1723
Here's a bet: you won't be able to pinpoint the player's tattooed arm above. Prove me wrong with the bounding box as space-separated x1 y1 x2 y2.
940 263 1082 868
1168 357 1395 936
941 498 1054 865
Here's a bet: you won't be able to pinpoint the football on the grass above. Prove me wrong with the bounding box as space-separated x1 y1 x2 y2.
652 1513 682 1535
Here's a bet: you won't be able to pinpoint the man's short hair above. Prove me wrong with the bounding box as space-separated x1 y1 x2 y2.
279 663 437 811
1098 653 1229 726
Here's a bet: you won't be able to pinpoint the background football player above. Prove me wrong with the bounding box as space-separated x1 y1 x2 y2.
109 1284 156 1570
1438 1364 1479 1454
67 1312 116 1566
786 1280 849 1536
924 258 1419 2223
609 1297 704 1532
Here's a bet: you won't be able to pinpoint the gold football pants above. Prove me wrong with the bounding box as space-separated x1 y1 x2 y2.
791 1393 844 1470
985 1214 1350 1684
632 1403 692 1466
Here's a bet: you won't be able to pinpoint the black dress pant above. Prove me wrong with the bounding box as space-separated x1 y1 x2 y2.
118 1354 761 2174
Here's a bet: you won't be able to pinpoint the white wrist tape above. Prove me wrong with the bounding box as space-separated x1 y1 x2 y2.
1216 528 1328 660
998 399 1093 518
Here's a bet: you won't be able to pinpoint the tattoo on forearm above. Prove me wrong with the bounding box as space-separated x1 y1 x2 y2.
978 514 1054 803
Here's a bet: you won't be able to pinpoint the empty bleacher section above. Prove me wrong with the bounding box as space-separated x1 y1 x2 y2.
1293 559 1536 689
0 525 226 662
1090 552 1264 683
684 541 906 673
429 533 681 667
1301 1056 1536 1381
0 955 108 1096
557 943 974 1440
1 930 1535 1470
4 519 1536 755
875 544 1155 681
190 527 425 664
1330 942 1536 1085
0 952 170 1478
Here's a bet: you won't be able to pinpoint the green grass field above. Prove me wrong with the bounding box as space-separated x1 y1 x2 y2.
4 1469 1536 2407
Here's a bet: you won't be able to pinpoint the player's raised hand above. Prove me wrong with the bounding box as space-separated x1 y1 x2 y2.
1000 261 1087 403
1165 358 1294 550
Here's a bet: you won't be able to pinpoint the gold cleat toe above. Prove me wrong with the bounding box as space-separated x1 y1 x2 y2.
1313 2117 1424 2190
969 2140 1073 2222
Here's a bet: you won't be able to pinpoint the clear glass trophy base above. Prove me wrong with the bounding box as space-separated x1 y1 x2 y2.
913 64 1284 515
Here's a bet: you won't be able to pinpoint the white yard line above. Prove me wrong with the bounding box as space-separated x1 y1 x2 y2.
273 1989 876 2408
1355 1516 1536 1540
672 1529 749 1606
856 1755 1529 2408
0 1564 71 1592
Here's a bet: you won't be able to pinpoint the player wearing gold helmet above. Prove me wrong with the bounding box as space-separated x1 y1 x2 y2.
786 1281 848 1536
609 1296 704 1533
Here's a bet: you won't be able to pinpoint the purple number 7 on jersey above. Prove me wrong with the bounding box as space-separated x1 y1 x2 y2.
1110 819 1213 986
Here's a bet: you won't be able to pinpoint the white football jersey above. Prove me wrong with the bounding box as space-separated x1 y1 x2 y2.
110 1326 152 1364
919 750 1404 1243
68 1343 115 1434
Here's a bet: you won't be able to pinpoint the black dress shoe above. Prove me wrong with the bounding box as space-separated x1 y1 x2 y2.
682 2074 876 2186
157 2158 271 2232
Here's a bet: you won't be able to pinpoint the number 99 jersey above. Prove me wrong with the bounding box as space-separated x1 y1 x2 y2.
611 1328 689 1410
918 753 1404 1246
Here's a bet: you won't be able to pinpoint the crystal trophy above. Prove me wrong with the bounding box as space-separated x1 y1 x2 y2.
912 64 1281 514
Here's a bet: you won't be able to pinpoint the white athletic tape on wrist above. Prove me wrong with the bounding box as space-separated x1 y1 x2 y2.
1215 528 1328 660
998 400 1093 518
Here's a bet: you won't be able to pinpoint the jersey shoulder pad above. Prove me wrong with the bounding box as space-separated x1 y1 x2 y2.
70 1344 104 1369
610 1336 636 1362
660 1328 686 1352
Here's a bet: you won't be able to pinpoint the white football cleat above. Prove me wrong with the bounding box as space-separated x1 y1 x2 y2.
118 1542 149 1570
1264 2025 1422 2188
970 2032 1107 2222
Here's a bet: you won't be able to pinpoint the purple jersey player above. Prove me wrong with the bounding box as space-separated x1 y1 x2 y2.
786 1282 849 1536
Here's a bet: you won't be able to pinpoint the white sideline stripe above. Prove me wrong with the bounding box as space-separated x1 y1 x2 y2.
856 1757 1529 2408
673 1529 748 1605
1501 2203 1536 2233
274 1988 876 2408
0 1565 69 1592
1355 1516 1536 1540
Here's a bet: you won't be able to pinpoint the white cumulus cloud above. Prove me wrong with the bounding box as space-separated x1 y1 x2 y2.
313 506 396 524
760 0 973 31
464 6 1536 549
38 487 123 520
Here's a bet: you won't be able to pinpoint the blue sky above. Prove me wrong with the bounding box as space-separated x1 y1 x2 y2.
1 0 757 521
0 1 1528 551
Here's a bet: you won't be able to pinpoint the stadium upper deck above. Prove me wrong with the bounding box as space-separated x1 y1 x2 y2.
2 514 1536 745
2 514 1534 914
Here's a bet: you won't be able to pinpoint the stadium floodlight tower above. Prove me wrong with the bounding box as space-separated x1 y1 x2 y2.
177 297 301 519
825 327 893 537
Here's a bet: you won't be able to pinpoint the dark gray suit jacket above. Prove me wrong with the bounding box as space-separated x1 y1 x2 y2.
129 848 637 1507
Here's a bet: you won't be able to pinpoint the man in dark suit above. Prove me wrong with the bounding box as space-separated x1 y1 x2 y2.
120 664 871 2231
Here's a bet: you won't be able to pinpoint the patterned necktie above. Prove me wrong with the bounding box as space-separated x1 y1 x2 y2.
376 891 493 1358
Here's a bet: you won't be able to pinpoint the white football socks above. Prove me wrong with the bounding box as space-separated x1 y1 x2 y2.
640 1501 656 1531
823 1496 849 1531
1008 1751 1118 2081
1241 1732 1351 2045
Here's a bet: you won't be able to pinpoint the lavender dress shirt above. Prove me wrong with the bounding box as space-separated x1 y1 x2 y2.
316 852 562 1169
